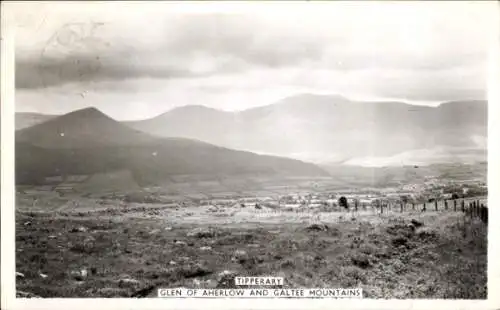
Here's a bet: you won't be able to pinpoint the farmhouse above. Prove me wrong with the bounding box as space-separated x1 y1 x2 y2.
308 203 323 208
66 175 88 182
359 198 374 205
37 185 55 192
45 176 63 183
442 193 454 200
54 185 76 193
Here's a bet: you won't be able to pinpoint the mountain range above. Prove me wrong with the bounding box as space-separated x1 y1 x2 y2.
16 94 487 179
125 94 487 164
15 107 327 185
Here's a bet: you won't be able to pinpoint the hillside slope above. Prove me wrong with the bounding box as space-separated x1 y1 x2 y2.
15 108 328 185
15 112 57 130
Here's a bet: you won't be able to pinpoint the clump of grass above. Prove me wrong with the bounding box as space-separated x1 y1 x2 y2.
339 266 367 287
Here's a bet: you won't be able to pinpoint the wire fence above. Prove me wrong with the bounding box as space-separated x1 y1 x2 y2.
369 197 488 224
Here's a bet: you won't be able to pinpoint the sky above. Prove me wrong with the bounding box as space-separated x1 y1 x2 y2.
12 1 498 120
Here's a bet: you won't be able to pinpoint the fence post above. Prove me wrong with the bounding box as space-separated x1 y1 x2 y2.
480 204 488 224
469 202 473 218
461 200 465 213
454 199 457 212
445 200 448 211
400 202 403 213
422 202 426 212
434 200 438 211
412 203 415 211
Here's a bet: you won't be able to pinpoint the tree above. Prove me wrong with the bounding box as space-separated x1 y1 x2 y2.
338 196 349 210
400 195 409 204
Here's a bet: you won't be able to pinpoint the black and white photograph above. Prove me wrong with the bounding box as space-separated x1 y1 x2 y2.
1 0 499 307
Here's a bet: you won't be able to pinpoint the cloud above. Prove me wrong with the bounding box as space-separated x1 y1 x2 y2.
16 54 214 89
12 1 497 117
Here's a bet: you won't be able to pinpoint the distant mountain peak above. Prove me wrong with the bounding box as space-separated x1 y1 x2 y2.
65 106 109 118
144 105 230 122
16 106 157 148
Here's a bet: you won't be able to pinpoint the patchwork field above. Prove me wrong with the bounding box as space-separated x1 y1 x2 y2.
16 198 487 299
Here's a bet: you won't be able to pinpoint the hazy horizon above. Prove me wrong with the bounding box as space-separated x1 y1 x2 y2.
15 94 487 122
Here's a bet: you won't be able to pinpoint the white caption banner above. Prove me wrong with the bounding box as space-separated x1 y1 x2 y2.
158 288 363 298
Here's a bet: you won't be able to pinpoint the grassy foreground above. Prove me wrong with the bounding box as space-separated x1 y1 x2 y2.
16 210 487 299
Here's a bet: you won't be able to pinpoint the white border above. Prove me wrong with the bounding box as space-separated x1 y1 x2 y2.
2 2 500 310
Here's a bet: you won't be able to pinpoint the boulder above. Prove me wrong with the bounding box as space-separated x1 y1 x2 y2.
305 223 329 232
118 278 141 288
187 228 216 238
410 219 424 228
231 249 249 263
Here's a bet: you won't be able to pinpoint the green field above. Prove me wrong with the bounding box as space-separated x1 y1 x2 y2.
16 200 487 299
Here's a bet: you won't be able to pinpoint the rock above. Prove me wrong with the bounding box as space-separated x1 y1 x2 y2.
205 279 218 288
165 226 173 231
217 270 237 280
149 229 160 235
187 228 216 238
71 226 88 233
410 219 424 228
305 223 329 232
392 236 409 247
39 273 48 279
118 278 141 288
417 227 438 241
180 263 213 278
178 256 190 262
81 269 88 278
16 290 42 298
192 279 202 287
16 272 25 278
70 269 88 281
175 240 187 246
231 249 249 263
169 260 177 266
386 224 414 238
350 254 372 269
48 235 57 239
83 236 96 249
216 270 239 288
199 246 212 251
193 279 217 288
247 244 260 248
